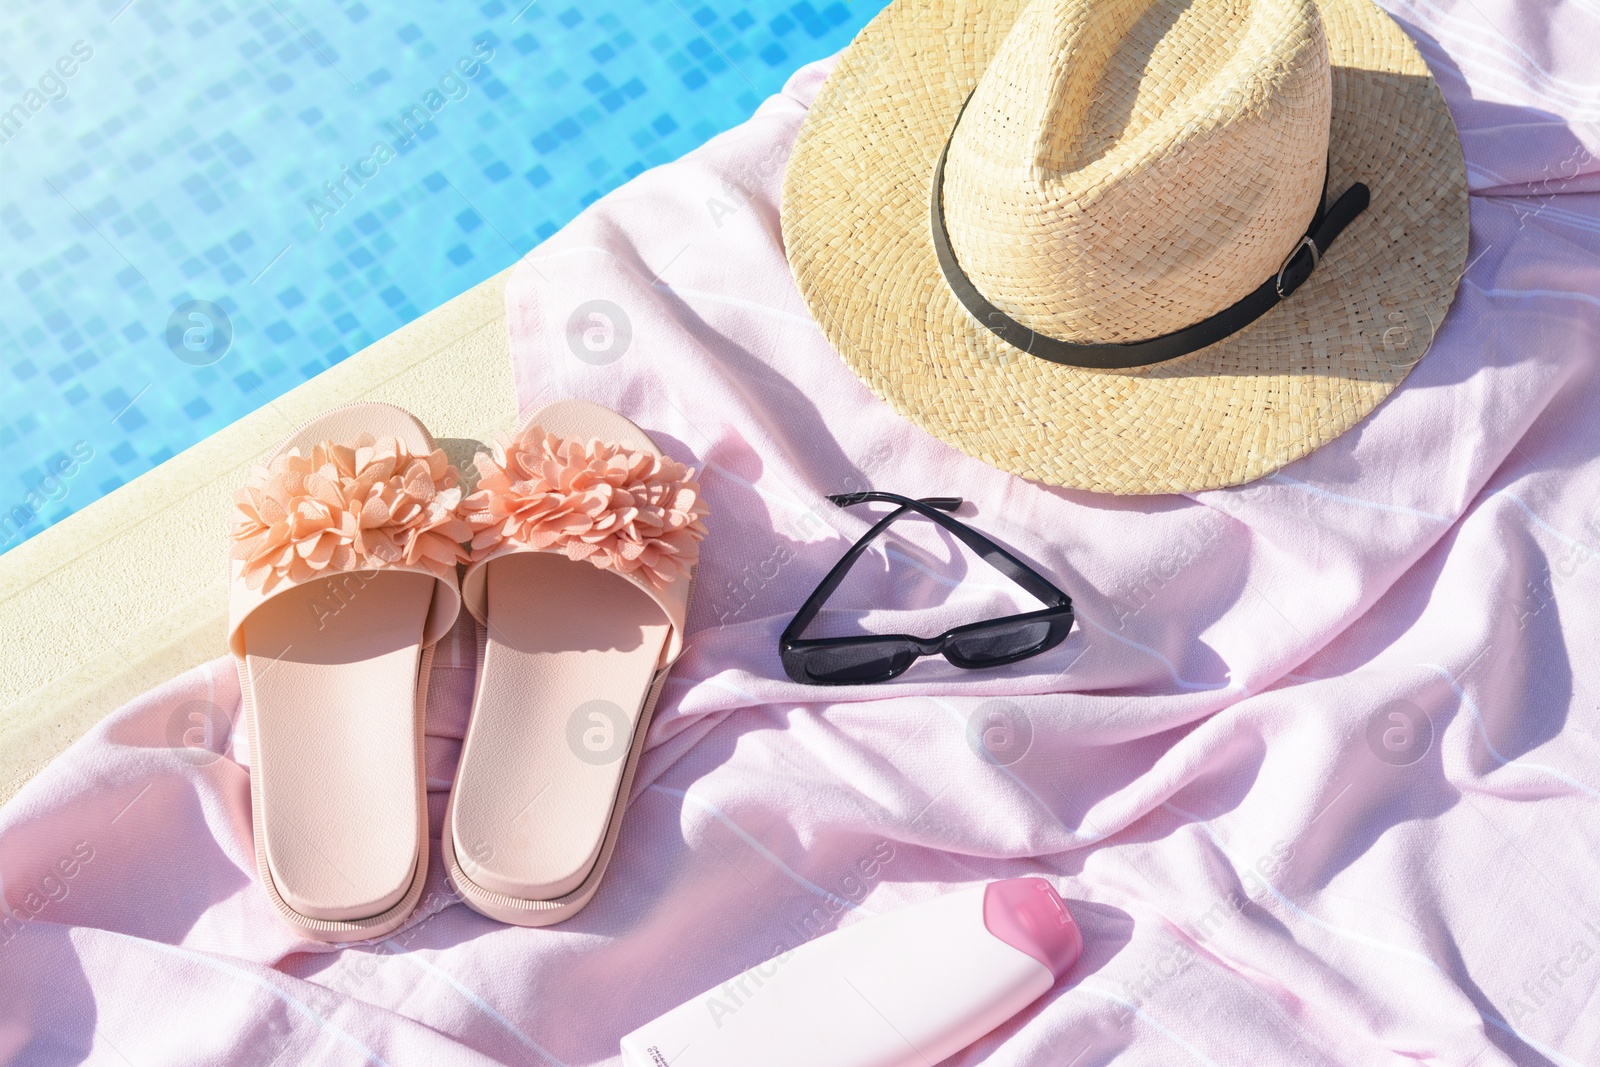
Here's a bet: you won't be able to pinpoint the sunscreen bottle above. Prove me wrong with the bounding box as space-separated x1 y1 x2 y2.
619 877 1081 1067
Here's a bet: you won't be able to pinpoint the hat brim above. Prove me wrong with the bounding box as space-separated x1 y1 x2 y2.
780 0 1470 494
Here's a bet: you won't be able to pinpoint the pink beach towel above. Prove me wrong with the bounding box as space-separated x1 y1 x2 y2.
5 2 1600 1063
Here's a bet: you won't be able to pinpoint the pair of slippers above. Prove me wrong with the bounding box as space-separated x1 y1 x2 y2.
226 399 708 941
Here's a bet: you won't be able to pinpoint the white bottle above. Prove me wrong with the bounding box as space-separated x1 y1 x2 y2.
619 877 1081 1067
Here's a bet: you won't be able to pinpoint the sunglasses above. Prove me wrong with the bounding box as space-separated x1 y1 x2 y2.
780 492 1074 685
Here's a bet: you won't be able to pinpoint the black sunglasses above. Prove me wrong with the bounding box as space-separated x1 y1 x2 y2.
780 492 1074 685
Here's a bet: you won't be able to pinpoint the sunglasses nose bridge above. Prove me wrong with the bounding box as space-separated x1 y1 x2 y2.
908 634 946 655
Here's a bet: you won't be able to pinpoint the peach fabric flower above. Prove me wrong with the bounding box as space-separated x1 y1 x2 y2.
461 425 709 590
231 434 470 593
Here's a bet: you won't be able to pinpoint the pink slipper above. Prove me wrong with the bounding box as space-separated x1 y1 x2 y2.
228 402 467 942
443 399 708 926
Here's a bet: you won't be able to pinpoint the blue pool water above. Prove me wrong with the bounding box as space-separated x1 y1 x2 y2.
0 0 886 552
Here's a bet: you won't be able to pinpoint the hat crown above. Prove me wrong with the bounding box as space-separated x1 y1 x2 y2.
941 0 1333 344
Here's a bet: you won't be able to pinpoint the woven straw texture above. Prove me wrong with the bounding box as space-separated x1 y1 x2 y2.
781 0 1470 494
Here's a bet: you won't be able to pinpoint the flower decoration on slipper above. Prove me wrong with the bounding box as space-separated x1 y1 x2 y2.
461 425 710 590
231 434 471 593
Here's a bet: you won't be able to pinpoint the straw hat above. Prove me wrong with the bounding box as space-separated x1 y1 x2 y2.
781 0 1469 494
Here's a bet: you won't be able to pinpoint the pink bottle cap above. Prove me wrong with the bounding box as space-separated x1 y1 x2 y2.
982 877 1083 980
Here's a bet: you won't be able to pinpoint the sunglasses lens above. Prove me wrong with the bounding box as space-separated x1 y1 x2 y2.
802 641 918 684
946 619 1056 665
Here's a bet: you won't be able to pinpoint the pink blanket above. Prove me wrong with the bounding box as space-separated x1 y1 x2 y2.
5 1 1600 1062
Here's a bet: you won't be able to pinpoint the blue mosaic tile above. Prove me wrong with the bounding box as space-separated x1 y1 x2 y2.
0 0 885 552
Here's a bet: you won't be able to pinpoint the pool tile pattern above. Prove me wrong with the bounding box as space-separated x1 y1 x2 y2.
0 0 883 551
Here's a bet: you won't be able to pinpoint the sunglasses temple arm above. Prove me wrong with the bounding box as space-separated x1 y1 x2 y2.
783 493 1072 645
834 493 1071 609
828 493 963 511
781 501 926 643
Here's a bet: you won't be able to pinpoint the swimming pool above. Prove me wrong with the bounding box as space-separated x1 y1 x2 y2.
0 0 886 552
